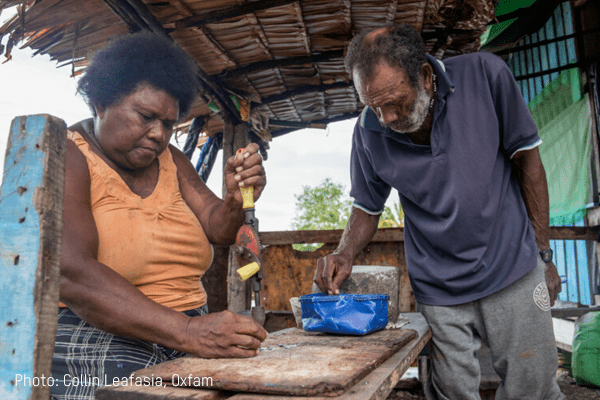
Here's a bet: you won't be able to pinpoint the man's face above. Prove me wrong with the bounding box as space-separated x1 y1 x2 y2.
354 62 431 133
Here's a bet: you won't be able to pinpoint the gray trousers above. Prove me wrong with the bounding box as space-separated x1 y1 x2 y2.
420 257 565 400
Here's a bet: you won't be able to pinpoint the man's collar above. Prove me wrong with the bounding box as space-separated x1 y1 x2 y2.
360 55 455 132
426 54 454 98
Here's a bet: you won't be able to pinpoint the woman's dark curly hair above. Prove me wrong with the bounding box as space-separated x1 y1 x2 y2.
78 32 199 118
345 24 426 87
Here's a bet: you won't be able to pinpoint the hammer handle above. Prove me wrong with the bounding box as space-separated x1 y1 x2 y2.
237 148 255 209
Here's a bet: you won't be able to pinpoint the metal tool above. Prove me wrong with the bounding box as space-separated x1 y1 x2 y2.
234 148 265 326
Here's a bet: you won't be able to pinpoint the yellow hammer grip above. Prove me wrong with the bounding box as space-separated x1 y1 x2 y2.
237 262 260 281
237 148 254 209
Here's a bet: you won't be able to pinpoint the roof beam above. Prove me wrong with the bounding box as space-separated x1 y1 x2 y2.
260 81 353 104
175 0 298 30
102 0 241 123
216 49 345 79
103 0 155 32
270 111 362 138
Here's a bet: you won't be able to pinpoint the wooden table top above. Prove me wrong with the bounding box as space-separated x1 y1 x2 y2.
96 313 431 400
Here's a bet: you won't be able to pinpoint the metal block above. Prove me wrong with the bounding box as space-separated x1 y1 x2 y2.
312 265 401 323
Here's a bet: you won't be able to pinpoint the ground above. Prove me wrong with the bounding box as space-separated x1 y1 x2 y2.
389 368 600 399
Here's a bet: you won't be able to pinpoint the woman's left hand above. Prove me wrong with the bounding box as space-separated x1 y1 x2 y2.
224 143 266 205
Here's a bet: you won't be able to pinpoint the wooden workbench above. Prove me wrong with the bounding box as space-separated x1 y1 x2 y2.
96 313 431 400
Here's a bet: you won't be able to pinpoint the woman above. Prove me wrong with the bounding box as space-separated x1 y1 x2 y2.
51 32 267 399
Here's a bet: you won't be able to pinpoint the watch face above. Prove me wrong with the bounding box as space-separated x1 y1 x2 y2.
540 249 553 263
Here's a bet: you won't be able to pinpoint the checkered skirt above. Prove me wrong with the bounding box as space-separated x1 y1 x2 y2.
50 305 208 400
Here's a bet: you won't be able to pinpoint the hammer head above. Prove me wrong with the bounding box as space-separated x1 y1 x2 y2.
235 224 261 279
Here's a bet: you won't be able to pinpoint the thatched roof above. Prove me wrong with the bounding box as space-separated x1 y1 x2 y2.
0 0 497 143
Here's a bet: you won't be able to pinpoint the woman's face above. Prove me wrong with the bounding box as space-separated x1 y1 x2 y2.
94 83 179 171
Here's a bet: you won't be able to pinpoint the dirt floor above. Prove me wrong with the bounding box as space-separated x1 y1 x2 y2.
388 376 599 399
388 368 600 399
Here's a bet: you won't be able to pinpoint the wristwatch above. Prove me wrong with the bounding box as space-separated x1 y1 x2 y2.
540 248 553 263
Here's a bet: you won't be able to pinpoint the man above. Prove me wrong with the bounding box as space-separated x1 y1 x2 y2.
314 24 564 399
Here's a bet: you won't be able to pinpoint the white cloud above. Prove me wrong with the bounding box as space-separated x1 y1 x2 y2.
0 44 399 233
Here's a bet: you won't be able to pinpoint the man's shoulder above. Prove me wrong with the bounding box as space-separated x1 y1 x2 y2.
444 52 507 76
444 51 502 64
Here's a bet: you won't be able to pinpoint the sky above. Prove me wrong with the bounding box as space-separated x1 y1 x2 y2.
0 32 398 232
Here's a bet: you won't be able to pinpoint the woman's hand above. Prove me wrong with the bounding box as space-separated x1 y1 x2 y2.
223 143 266 205
184 311 268 358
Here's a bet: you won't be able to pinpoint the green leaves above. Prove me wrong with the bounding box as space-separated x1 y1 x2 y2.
291 178 352 251
290 178 403 251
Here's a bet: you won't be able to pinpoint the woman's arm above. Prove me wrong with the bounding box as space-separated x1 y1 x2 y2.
171 143 266 245
61 140 267 357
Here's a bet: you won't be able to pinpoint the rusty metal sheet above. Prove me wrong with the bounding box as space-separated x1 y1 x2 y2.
259 242 413 313
133 328 417 397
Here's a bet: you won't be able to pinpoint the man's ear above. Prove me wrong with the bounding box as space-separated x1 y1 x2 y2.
420 62 434 91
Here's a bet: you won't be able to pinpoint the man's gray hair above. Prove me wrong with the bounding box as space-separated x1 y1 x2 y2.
345 24 427 87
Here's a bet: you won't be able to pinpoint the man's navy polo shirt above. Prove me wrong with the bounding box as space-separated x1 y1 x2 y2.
350 52 541 306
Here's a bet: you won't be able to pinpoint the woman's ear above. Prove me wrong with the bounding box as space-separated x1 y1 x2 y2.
93 103 106 119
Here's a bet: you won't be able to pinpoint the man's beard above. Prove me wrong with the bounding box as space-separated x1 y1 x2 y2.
385 86 431 134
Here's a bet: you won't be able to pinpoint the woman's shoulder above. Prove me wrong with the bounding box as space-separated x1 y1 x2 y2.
68 118 94 141
65 119 93 191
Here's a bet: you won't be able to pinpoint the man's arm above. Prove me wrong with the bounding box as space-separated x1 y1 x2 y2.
314 207 380 295
511 147 561 305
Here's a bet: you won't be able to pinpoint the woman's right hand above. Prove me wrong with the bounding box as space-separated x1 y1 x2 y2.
184 311 268 358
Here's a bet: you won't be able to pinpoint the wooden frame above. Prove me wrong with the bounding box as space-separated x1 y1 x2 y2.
0 115 66 399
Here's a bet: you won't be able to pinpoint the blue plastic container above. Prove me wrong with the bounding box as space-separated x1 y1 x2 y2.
299 293 389 335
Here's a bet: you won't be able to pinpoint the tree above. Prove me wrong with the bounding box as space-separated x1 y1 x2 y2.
291 178 352 250
379 201 404 228
290 178 404 251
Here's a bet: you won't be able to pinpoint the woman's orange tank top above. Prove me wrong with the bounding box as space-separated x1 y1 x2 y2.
67 130 213 311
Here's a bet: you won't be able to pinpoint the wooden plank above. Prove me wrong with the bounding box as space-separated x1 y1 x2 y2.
574 220 592 305
549 226 600 241
260 228 405 246
96 384 227 400
224 121 250 313
96 314 430 400
228 313 431 400
259 226 599 246
551 307 600 318
553 317 575 352
132 328 417 397
0 115 66 399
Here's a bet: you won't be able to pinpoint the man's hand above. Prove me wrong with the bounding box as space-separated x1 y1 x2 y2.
224 143 266 205
314 207 381 295
184 310 268 358
314 252 353 295
545 261 561 307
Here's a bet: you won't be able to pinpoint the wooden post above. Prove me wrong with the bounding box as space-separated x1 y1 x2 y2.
0 115 66 399
221 120 250 312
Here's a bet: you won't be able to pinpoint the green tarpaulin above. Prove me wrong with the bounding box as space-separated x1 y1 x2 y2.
480 0 537 47
537 95 592 226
